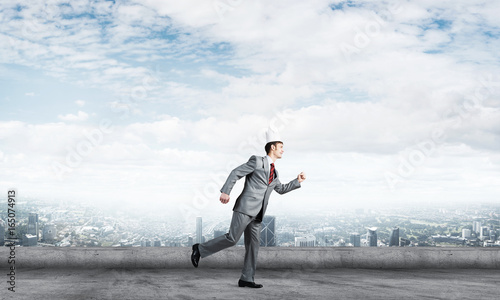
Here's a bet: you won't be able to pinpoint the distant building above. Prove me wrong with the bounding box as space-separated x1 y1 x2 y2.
28 213 39 240
389 227 399 247
483 241 500 247
42 224 57 243
462 229 471 239
480 226 489 240
153 239 161 247
431 235 466 245
23 234 38 247
0 219 5 246
119 240 133 247
472 221 482 234
260 215 276 247
400 238 411 247
367 227 377 247
350 233 361 247
295 235 315 247
214 230 225 239
196 217 203 244
188 236 194 247
489 230 496 242
141 239 152 247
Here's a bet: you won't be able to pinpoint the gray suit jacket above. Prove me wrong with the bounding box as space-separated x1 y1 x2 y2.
220 155 301 218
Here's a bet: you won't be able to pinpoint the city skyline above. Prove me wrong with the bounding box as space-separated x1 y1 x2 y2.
2 196 498 248
1 1 499 214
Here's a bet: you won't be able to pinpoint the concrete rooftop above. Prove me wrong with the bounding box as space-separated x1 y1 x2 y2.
7 268 499 300
2 247 499 299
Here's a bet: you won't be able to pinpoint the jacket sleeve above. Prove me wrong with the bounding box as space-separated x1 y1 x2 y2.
273 178 301 195
220 155 257 195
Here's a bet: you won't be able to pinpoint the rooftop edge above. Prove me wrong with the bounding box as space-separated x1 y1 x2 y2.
1 247 499 269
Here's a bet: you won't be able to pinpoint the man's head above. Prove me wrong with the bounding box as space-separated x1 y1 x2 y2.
265 141 284 159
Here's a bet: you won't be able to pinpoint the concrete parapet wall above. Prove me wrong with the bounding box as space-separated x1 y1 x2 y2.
1 247 499 269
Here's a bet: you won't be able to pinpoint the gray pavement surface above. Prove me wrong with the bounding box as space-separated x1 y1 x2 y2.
5 268 499 300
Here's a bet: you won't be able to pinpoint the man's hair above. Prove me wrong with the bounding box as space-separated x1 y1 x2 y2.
265 141 283 154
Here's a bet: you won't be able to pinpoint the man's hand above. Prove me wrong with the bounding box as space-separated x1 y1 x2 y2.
220 192 230 204
297 172 306 183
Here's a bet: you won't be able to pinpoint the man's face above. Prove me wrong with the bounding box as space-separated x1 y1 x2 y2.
271 143 284 159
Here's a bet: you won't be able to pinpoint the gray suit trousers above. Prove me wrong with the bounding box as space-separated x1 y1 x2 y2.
198 211 262 282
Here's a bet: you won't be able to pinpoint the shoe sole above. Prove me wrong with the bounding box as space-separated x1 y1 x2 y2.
238 281 263 288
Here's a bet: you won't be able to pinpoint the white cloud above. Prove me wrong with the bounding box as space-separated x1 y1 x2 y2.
125 117 186 144
75 100 85 107
25 92 35 96
1 116 499 211
139 0 218 28
58 111 89 122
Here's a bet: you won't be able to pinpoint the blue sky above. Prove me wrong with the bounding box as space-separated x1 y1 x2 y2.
1 0 499 222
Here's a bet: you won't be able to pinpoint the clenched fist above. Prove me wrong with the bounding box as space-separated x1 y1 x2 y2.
220 192 230 204
297 172 306 183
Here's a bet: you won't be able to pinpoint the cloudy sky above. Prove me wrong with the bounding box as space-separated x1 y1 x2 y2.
1 0 499 220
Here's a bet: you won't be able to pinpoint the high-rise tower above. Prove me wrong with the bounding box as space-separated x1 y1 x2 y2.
389 227 399 247
260 215 276 247
0 219 5 246
367 227 377 247
350 233 361 247
195 217 203 244
28 213 39 240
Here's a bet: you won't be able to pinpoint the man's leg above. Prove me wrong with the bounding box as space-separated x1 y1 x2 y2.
240 219 262 282
198 211 252 258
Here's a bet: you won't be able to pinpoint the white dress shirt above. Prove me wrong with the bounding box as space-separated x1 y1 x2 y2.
266 155 275 180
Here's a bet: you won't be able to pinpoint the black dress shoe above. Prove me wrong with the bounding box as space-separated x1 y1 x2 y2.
238 279 263 288
191 244 200 268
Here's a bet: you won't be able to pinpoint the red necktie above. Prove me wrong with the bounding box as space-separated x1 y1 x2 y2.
269 163 275 184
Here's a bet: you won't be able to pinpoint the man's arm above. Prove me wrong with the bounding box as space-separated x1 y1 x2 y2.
274 172 306 195
219 155 258 204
